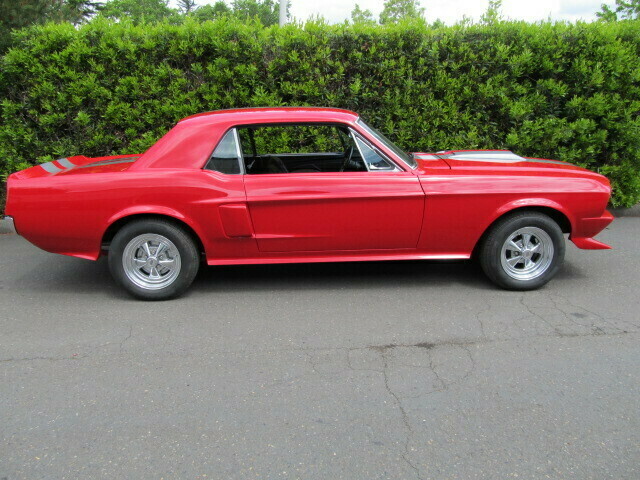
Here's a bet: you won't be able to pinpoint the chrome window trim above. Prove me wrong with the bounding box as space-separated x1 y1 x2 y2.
232 128 246 174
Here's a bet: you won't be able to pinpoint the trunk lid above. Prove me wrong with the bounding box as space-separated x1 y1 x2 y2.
10 154 140 180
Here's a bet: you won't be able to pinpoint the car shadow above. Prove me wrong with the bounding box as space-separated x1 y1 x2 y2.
192 259 493 294
13 253 588 298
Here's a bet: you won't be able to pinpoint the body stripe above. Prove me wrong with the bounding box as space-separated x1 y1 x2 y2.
435 150 570 166
444 157 569 166
40 162 62 173
78 158 138 168
523 158 570 165
57 158 75 169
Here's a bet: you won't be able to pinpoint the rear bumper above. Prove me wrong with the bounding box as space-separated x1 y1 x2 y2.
570 210 614 250
1 216 17 235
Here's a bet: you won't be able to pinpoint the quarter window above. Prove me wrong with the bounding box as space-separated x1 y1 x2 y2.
205 129 242 174
354 135 397 171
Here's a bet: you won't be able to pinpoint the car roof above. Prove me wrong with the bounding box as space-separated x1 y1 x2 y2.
179 107 359 125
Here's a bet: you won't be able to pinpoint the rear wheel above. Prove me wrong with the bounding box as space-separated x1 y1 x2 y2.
479 212 565 290
108 219 200 300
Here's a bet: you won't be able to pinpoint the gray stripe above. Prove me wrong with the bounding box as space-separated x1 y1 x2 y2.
40 162 62 173
78 158 138 168
523 158 570 165
57 158 75 169
445 157 570 166
440 150 570 166
450 150 516 156
448 157 523 163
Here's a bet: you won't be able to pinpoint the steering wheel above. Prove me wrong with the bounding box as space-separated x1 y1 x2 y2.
339 145 354 172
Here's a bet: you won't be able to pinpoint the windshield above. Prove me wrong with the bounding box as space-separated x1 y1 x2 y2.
356 118 417 169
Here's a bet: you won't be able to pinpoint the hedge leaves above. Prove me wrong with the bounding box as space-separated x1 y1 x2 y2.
1 18 638 206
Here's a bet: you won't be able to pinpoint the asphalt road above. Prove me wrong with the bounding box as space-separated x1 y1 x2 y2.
1 219 639 480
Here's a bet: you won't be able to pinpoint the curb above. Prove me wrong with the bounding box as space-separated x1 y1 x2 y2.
610 204 640 218
0 218 14 234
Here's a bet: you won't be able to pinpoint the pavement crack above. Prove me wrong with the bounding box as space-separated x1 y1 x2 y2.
0 355 88 363
119 326 134 354
378 348 424 480
427 349 447 391
303 349 318 374
459 345 477 383
547 292 631 334
3 328 636 365
475 299 491 338
519 294 563 336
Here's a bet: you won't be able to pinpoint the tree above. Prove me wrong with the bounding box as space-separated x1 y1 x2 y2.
379 0 424 24
480 0 503 24
99 0 177 23
49 0 104 24
597 0 640 20
177 0 196 14
231 0 287 26
191 1 230 21
0 0 102 51
0 0 49 50
351 3 375 24
189 0 288 25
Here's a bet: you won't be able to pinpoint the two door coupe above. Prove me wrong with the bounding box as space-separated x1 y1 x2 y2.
3 107 613 299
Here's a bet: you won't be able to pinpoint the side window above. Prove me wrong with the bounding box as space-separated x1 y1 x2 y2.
242 125 344 155
205 129 242 174
238 124 367 174
354 135 397 171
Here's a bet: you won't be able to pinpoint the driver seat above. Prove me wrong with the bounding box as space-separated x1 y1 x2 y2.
263 156 288 174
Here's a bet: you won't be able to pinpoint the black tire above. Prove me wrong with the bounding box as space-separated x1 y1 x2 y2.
479 211 565 290
108 219 200 300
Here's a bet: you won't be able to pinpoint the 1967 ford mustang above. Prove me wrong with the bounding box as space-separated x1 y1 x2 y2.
3 107 613 299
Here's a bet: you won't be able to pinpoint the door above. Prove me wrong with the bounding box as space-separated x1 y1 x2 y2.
239 124 425 253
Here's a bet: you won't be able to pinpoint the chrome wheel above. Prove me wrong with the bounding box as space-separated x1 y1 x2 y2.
500 227 554 281
122 234 182 290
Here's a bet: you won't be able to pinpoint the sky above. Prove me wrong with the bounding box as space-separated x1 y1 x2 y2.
194 0 618 25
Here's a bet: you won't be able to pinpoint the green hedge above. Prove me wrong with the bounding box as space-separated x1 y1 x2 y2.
1 18 639 206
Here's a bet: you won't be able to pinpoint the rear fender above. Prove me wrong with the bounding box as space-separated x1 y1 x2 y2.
105 206 208 253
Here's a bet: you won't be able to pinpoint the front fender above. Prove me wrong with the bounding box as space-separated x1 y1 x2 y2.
491 198 575 231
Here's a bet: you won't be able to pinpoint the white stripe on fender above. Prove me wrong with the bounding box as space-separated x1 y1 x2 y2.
57 158 75 169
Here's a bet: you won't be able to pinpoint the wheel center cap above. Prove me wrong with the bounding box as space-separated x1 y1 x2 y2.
523 250 532 259
147 258 157 267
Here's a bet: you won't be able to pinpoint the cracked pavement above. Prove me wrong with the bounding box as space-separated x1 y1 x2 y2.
1 219 639 479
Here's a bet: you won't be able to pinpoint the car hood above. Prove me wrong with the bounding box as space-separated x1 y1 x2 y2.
412 150 605 180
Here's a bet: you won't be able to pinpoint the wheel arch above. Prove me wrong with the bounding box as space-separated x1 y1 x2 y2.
101 212 206 257
472 204 572 259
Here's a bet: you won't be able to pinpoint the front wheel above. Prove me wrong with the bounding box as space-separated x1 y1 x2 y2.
108 219 200 300
479 212 565 290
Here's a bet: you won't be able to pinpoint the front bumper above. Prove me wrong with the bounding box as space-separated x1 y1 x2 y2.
570 210 614 250
1 216 17 235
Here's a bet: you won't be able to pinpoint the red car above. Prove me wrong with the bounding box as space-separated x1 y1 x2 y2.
3 107 613 299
